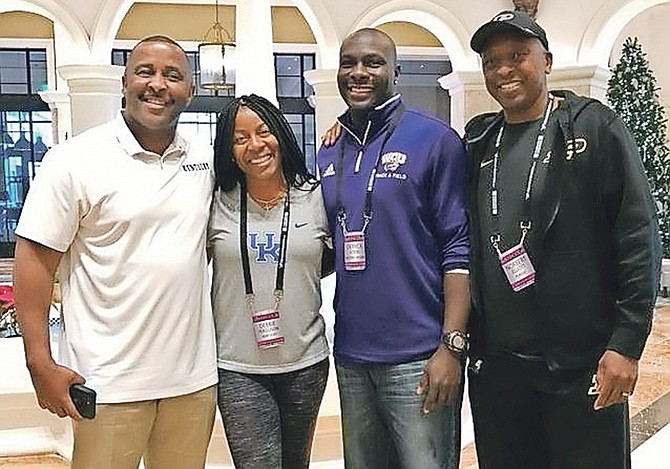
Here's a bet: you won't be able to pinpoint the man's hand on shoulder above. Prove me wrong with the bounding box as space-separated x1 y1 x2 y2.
320 121 341 148
593 349 638 410
28 359 86 420
416 347 462 414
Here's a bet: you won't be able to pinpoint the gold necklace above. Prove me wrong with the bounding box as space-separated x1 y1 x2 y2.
249 189 286 211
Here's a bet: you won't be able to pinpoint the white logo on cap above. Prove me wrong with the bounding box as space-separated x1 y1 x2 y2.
493 13 515 22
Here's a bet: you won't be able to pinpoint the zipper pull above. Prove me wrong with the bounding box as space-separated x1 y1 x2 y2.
354 149 363 173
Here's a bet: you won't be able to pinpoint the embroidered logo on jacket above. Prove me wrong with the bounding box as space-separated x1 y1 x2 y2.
321 163 336 178
381 151 407 172
565 138 588 161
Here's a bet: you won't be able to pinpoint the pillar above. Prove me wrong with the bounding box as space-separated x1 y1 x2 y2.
57 65 124 136
38 91 71 144
438 71 496 136
304 69 345 141
547 65 611 103
438 65 612 136
234 0 277 104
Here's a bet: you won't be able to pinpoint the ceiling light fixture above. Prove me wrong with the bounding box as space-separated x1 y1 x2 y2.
198 0 236 90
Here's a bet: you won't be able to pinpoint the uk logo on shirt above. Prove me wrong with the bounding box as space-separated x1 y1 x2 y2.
249 232 279 263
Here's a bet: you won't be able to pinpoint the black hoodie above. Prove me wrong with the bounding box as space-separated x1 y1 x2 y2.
464 90 661 370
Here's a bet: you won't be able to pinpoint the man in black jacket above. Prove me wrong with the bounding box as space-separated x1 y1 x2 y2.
465 10 661 468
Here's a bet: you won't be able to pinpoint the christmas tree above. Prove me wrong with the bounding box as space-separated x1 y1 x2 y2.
607 37 670 257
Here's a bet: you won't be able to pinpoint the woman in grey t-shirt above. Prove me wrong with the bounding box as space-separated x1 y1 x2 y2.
208 94 331 468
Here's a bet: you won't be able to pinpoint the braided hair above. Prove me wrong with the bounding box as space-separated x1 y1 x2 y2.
213 94 317 192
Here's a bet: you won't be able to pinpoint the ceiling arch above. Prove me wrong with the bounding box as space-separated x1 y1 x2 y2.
92 1 341 68
350 0 478 70
291 0 341 69
578 0 670 66
1 0 90 62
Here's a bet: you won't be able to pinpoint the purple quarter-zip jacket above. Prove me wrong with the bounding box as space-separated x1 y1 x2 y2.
318 96 470 365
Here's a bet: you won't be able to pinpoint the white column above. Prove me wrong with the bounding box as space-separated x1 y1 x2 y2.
438 71 497 136
548 65 611 104
439 66 613 136
234 0 277 104
57 65 125 137
304 69 345 142
38 91 71 144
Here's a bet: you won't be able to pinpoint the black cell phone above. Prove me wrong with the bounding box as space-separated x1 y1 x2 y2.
69 384 96 419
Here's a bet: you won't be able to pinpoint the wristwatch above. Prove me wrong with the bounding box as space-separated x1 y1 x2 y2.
441 330 469 355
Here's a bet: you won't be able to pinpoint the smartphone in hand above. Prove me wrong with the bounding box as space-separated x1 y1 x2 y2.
69 384 96 419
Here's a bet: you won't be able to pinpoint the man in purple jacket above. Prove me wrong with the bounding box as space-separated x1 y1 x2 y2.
317 28 470 468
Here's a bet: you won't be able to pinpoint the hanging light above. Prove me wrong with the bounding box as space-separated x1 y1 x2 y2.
198 0 236 90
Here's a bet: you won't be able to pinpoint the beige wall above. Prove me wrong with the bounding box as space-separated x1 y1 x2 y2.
115 3 314 44
116 3 235 42
378 21 441 47
271 6 315 44
0 11 52 39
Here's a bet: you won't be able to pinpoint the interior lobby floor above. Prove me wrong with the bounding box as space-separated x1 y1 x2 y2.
459 297 670 469
2 299 668 469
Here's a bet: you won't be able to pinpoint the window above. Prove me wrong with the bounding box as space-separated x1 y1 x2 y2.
111 49 130 71
177 111 219 147
0 48 47 94
396 59 452 123
285 113 316 171
0 48 52 255
275 54 314 98
275 53 316 171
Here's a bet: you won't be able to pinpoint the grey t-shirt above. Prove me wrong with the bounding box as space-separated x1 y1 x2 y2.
208 183 330 373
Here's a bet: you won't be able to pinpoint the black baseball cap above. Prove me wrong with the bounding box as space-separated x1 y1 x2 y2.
470 10 549 53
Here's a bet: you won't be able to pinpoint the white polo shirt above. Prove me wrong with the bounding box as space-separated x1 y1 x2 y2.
16 114 217 403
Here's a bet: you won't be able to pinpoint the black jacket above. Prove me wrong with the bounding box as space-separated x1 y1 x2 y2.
465 90 661 370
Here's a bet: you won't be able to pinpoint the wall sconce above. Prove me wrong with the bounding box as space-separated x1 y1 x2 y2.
198 0 236 90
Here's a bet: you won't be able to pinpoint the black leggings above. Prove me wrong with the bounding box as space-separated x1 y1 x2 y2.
468 354 630 469
217 359 329 469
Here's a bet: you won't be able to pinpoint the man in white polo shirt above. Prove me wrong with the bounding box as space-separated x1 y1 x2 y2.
13 35 217 469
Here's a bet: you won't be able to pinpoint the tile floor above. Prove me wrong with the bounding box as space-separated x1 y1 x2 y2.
2 301 669 469
460 299 670 469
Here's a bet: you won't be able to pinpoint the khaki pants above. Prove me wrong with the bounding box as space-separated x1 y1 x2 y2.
71 385 216 469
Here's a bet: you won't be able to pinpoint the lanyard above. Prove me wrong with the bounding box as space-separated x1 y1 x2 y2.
489 95 554 250
335 104 404 233
239 185 291 313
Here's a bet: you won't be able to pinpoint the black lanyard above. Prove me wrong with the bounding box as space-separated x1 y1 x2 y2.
335 104 404 232
489 95 554 249
239 184 291 310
